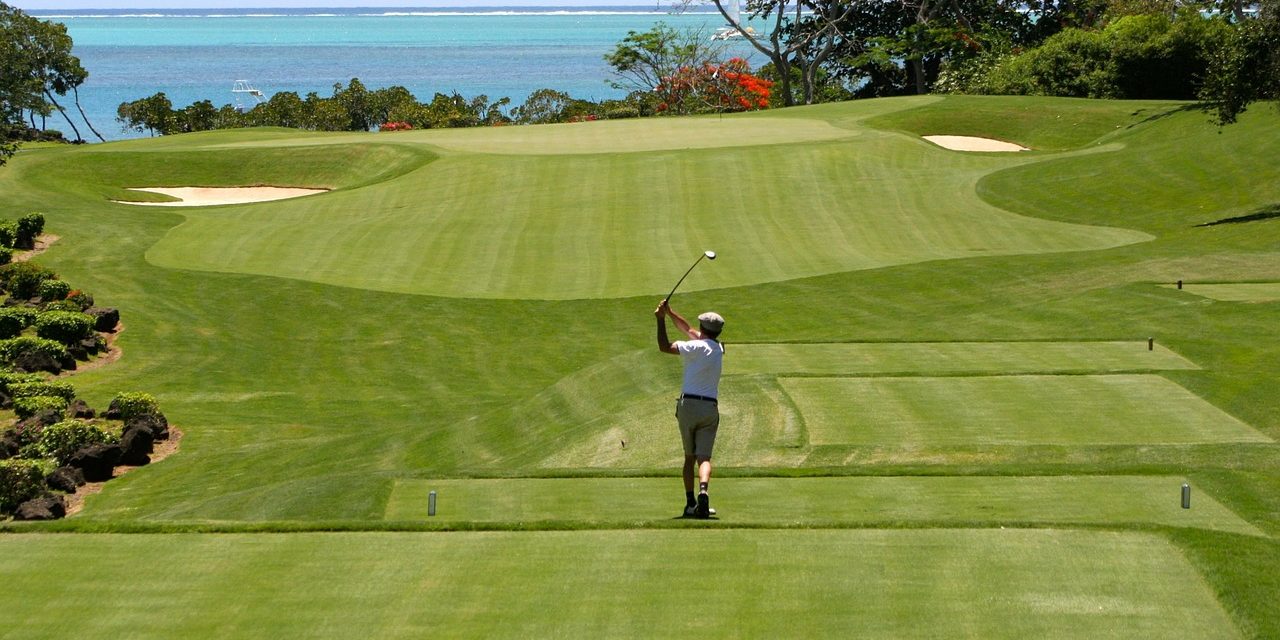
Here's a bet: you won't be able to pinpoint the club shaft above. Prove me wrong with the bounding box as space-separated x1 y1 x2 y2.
664 254 707 304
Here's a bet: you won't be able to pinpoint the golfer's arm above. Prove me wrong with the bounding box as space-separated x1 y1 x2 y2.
669 311 700 340
656 316 678 354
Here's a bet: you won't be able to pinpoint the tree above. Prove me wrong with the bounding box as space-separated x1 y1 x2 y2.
656 58 774 114
1200 0 1280 124
605 22 730 96
116 92 175 136
0 3 102 142
682 0 856 105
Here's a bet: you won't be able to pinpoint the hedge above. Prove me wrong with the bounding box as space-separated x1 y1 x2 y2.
25 419 117 466
13 395 68 419
34 310 95 345
9 380 77 401
109 392 160 421
0 458 48 513
0 336 69 364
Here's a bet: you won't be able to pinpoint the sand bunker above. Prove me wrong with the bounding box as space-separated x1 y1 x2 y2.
923 135 1029 152
117 186 328 207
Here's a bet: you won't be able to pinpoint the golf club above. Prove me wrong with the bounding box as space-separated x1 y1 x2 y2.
664 250 716 304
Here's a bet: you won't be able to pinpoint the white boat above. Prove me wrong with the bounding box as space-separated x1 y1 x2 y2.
711 0 757 40
232 80 266 112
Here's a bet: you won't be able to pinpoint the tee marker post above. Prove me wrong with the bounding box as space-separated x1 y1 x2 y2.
1181 483 1191 509
428 490 437 517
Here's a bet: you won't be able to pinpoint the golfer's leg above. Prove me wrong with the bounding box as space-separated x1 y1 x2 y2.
683 455 697 492
697 457 711 488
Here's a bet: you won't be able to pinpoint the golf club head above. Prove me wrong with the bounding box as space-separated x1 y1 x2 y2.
705 250 716 260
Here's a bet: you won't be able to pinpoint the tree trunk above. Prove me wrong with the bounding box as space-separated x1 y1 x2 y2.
43 89 83 141
73 86 106 142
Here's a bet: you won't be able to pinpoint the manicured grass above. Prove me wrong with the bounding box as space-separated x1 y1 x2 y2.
0 530 1243 639
783 375 1271 446
385 476 1260 534
1165 283 1280 302
730 341 1197 376
2 95 1278 637
121 100 1145 300
863 95 1185 150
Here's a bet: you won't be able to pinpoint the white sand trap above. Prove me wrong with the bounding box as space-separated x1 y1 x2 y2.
923 135 1029 152
117 186 327 207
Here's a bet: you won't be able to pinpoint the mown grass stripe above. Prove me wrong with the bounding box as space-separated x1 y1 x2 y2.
385 476 1259 535
782 375 1272 446
0 530 1241 639
730 341 1197 376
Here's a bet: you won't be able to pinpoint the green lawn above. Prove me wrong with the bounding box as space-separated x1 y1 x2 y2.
784 375 1271 446
730 341 1197 376
1 95 1278 638
385 476 1260 535
1165 283 1280 302
0 530 1242 639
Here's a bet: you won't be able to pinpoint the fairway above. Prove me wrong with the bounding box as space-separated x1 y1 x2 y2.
0 530 1242 639
385 477 1260 534
730 341 1198 376
130 102 1151 300
783 375 1271 446
1164 283 1280 302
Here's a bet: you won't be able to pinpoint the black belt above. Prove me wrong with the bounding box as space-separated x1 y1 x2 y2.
680 394 717 404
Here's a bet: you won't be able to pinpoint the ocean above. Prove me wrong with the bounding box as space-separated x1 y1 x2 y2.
27 6 757 140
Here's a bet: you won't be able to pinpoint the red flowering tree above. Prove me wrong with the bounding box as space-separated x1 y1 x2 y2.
655 58 773 115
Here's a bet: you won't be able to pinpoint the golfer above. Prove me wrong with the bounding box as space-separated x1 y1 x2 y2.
655 300 724 518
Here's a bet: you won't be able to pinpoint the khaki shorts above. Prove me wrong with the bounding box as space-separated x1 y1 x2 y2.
676 397 719 458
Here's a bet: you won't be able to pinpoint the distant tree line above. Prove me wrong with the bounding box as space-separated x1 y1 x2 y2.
688 0 1277 123
5 0 1278 150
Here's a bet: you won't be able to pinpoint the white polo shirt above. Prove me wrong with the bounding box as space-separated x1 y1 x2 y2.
675 338 723 398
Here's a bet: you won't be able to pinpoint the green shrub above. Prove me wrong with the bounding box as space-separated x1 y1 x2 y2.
67 290 94 310
0 222 16 249
0 336 69 365
605 106 641 119
14 213 45 250
14 395 68 419
109 392 159 420
0 371 44 394
37 279 71 302
26 419 117 465
0 262 55 299
0 458 49 513
0 247 10 266
41 300 81 313
34 311 95 345
0 307 36 339
9 380 76 401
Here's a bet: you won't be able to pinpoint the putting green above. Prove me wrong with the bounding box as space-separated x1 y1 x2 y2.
782 375 1271 446
1163 283 1280 302
0 530 1240 639
730 341 1198 376
385 476 1259 534
135 110 1148 300
223 115 861 155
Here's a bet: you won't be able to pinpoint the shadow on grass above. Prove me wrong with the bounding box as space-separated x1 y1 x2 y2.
1197 203 1280 227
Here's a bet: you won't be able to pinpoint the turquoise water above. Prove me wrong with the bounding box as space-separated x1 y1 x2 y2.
30 7 753 139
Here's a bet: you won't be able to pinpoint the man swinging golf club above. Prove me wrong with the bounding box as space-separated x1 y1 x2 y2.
655 300 724 518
